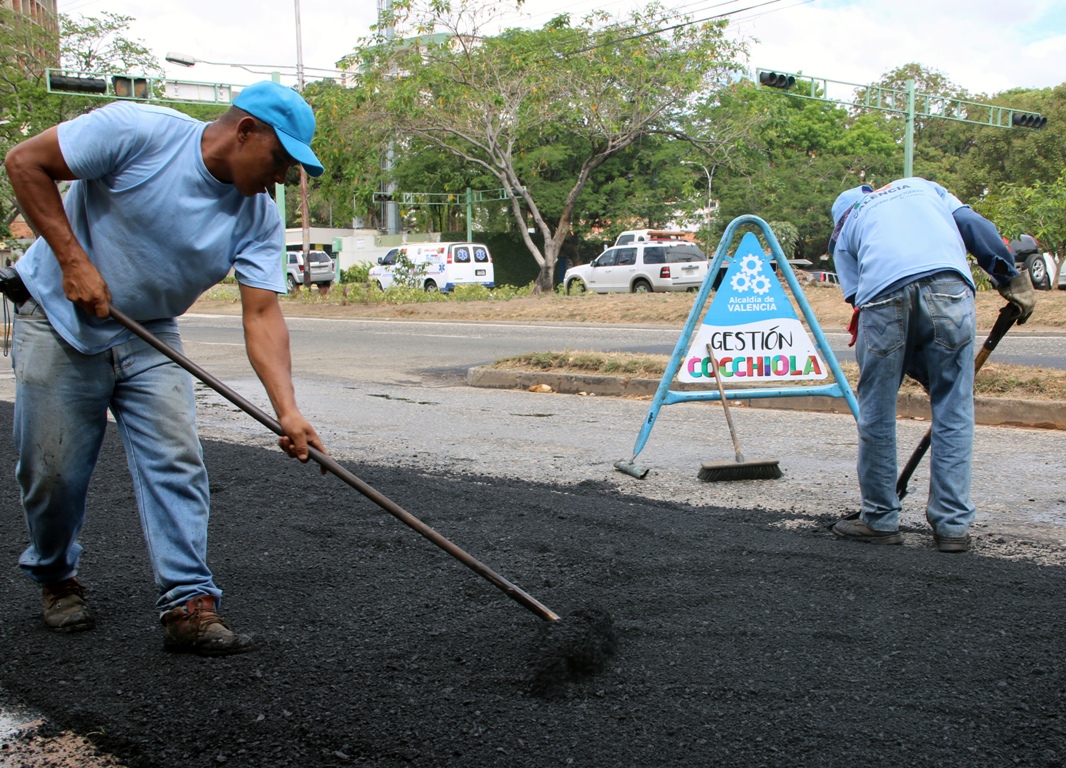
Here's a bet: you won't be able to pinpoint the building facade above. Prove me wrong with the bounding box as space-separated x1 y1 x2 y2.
2 0 58 32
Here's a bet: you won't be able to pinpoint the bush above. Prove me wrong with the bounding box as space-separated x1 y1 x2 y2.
341 263 372 284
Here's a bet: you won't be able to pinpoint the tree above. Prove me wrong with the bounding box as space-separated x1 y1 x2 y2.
975 170 1066 260
954 83 1066 201
0 10 160 238
343 0 746 291
60 11 161 78
708 79 898 261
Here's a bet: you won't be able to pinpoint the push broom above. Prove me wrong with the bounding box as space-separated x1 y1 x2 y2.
698 343 782 482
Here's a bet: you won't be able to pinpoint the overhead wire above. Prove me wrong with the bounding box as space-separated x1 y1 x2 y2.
481 0 770 55
532 0 785 62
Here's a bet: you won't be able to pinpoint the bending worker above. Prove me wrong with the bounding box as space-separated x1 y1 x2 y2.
3 81 326 654
828 178 1035 553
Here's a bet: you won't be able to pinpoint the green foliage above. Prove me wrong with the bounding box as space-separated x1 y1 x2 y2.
390 252 428 289
0 9 161 235
974 170 1066 259
60 11 160 76
342 0 747 291
767 221 800 258
341 263 372 284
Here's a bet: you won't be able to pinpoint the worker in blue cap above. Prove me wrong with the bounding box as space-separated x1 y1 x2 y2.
3 81 326 654
827 177 1035 553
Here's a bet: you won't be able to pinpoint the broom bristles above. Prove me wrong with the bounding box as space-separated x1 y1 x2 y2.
698 459 782 482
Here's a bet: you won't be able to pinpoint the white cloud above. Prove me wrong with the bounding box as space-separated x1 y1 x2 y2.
735 0 1064 93
61 0 1064 95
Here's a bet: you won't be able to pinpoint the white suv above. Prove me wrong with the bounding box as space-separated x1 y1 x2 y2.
286 250 335 292
564 241 708 294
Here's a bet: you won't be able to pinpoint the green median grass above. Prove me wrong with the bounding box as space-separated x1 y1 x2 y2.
490 352 1066 401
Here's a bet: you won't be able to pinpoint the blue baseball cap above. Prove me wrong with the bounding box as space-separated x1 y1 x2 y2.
828 185 873 254
233 81 324 177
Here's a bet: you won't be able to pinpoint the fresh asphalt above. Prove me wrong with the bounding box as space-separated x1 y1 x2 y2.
0 312 1064 766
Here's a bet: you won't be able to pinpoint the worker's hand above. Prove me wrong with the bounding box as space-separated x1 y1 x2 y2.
61 253 111 319
277 411 328 474
997 272 1036 325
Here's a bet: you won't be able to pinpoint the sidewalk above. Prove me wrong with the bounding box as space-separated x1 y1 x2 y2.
468 366 1066 430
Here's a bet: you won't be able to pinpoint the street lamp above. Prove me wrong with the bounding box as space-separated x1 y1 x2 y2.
164 52 345 80
681 160 714 240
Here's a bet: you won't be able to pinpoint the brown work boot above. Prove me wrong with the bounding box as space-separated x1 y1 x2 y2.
831 517 904 545
161 595 253 656
41 577 95 632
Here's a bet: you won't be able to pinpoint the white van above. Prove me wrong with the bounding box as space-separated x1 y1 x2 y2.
369 242 495 292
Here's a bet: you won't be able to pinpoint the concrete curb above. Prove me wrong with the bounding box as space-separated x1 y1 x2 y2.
467 366 1066 430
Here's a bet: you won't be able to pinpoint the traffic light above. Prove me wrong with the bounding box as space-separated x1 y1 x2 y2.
759 71 796 90
112 75 149 100
1011 111 1047 129
373 193 393 202
48 73 106 95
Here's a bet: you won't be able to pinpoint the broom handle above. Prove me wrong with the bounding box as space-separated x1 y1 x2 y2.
707 344 745 463
108 305 560 623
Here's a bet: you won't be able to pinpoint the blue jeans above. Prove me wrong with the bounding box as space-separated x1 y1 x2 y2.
855 273 976 537
12 304 219 611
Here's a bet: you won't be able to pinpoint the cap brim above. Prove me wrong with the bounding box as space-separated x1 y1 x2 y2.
276 129 324 178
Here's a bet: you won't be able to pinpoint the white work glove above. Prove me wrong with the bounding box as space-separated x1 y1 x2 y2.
997 272 1036 325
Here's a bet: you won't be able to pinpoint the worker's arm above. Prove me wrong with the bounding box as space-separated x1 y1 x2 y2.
951 207 1018 287
3 127 111 317
239 283 326 466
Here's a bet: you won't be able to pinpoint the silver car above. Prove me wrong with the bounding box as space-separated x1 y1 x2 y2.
287 250 335 292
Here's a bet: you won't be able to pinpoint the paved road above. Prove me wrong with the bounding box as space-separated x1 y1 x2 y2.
174 313 1066 382
163 313 1066 553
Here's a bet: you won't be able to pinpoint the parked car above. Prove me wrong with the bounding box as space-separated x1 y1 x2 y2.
286 250 334 292
564 240 708 294
369 242 494 292
807 270 840 285
1007 234 1059 291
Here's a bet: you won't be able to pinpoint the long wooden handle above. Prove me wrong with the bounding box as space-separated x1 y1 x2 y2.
108 305 560 622
707 344 744 463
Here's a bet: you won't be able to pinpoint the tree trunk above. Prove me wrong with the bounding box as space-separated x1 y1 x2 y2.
534 238 561 293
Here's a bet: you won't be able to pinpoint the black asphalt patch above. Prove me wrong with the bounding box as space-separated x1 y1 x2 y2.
0 400 1063 767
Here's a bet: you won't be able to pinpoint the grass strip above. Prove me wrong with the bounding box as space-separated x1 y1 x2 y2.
490 352 1065 401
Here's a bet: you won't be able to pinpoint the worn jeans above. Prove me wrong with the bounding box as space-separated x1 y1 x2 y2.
855 272 976 537
12 303 220 611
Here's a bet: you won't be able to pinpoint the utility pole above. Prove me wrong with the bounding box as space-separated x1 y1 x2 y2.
681 160 713 247
378 0 400 235
294 0 313 290
272 71 287 279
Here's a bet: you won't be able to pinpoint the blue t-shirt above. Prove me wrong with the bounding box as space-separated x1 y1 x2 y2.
18 101 285 354
833 178 973 307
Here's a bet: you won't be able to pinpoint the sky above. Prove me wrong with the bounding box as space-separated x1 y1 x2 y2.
54 0 1066 97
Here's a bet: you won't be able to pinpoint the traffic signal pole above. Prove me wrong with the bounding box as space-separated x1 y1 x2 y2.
755 68 1048 178
904 79 916 177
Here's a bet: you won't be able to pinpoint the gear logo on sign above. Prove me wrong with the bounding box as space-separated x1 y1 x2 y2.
729 253 771 295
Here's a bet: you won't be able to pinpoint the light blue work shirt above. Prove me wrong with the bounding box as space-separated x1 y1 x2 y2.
833 178 974 307
17 101 285 355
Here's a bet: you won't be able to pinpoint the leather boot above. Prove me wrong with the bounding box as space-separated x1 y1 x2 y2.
42 577 95 632
161 595 253 656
